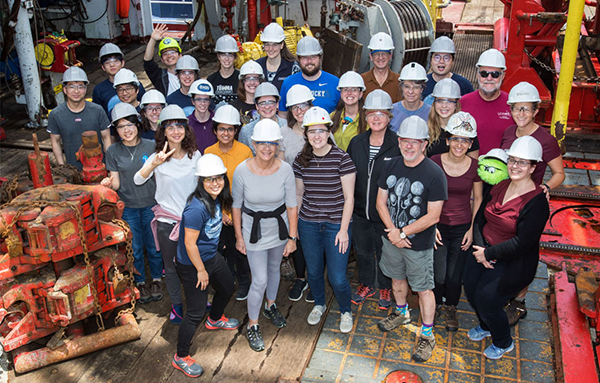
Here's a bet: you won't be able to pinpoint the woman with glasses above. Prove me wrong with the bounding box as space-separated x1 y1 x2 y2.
232 119 298 352
134 105 201 325
464 136 549 360
166 55 200 113
188 79 216 154
256 22 300 90
140 90 166 140
430 112 483 331
330 71 368 151
390 63 431 133
426 78 479 158
294 106 357 333
231 60 264 124
101 103 163 305
208 35 240 105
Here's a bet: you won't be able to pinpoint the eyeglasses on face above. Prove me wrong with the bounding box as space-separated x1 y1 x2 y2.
434 98 457 105
203 175 225 184
448 137 472 145
193 97 211 104
67 84 87 91
306 128 328 136
507 157 532 167
116 122 137 131
244 76 261 84
433 54 452 63
217 127 235 133
365 111 388 119
291 103 310 113
479 70 502 79
257 100 277 107
145 105 163 113
341 87 361 93
116 85 136 94
165 122 186 132
255 141 279 147
179 70 196 77
510 105 535 114
162 49 179 57
399 138 424 147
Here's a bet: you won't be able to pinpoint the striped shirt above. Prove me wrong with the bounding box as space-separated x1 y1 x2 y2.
293 146 356 224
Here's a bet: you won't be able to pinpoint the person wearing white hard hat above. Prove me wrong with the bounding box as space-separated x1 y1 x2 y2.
109 69 142 118
188 79 217 153
172 154 240 378
135 105 201 326
430 111 483 332
376 115 447 363
231 60 264 124
426 78 480 158
294 106 357 334
101 103 162 305
278 36 340 116
48 67 112 170
144 23 182 96
330 71 367 151
422 36 473 101
499 81 564 326
207 35 240 105
256 22 301 90
390 63 431 133
464 135 549 360
140 89 166 140
347 89 400 310
166 55 200 112
232 119 298 352
461 48 512 155
361 32 402 103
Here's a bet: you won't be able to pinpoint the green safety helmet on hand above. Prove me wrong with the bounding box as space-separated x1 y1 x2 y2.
159 38 181 56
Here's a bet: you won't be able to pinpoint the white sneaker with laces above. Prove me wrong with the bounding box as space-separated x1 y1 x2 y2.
307 305 327 325
340 312 353 333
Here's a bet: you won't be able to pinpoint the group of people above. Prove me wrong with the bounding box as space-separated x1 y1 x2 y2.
46 23 564 378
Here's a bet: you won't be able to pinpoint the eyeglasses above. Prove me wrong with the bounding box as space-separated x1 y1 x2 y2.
257 100 277 107
218 52 235 58
399 138 424 147
511 105 535 114
306 128 328 136
165 122 186 132
264 42 281 48
433 54 453 63
291 103 310 113
434 98 458 105
244 76 261 84
365 111 389 119
203 175 225 184
145 105 163 113
341 87 361 93
179 70 196 77
162 49 179 57
217 127 235 133
448 137 472 145
299 55 319 62
193 97 211 104
401 84 422 91
255 141 279 147
479 70 502 79
116 86 136 94
67 84 87 91
102 57 122 65
116 122 137 131
507 157 532 167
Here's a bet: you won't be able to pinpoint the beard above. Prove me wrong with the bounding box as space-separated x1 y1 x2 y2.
301 63 320 77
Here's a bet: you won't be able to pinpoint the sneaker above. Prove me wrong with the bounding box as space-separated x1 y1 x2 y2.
305 289 314 303
280 257 296 281
483 341 515 359
236 286 249 301
506 299 527 326
351 284 375 305
150 280 163 301
246 325 265 352
288 279 308 301
467 325 491 341
263 303 287 328
205 315 240 330
170 304 184 325
378 288 392 310
445 305 458 332
378 310 411 331
307 305 327 325
172 354 204 378
412 335 436 362
137 283 151 304
340 312 353 333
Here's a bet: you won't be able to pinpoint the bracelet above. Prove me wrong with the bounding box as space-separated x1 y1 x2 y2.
542 183 550 190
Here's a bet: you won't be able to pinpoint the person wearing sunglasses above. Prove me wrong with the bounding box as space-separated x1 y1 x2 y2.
140 89 166 140
422 37 473 102
361 32 401 103
207 35 240 105
464 136 549 360
256 22 301 90
166 55 200 113
143 24 182 96
461 49 512 155
330 71 368 151
390 63 431 133
188 79 216 154
231 60 264 125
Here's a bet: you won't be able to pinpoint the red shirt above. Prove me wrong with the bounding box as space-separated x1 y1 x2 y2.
461 91 512 155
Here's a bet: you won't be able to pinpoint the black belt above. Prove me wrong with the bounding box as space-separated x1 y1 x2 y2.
242 203 288 244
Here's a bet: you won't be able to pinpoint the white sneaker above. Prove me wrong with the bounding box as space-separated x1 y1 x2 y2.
340 312 353 333
307 305 327 325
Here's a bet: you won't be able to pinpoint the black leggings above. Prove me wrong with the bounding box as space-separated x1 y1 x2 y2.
433 222 471 306
292 239 306 279
219 224 251 289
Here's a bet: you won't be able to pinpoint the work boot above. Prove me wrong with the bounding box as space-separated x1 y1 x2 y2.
506 299 527 326
280 257 296 281
412 335 436 362
351 284 375 305
263 303 287 328
150 280 163 301
137 283 151 304
172 354 204 378
378 309 411 331
246 324 265 352
445 305 459 332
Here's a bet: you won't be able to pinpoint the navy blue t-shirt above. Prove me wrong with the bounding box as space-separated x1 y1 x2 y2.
177 198 223 265
92 78 146 116
422 73 474 99
166 89 194 111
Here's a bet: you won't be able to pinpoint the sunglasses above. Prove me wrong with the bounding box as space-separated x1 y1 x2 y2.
479 70 502 79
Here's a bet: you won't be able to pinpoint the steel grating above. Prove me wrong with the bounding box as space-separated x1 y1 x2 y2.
452 33 494 88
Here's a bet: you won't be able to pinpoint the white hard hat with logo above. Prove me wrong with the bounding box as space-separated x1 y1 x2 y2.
189 79 215 97
195 153 228 177
111 103 140 125
62 66 89 84
505 136 543 162
113 68 140 88
479 148 509 163
261 23 286 43
507 81 541 104
363 89 392 110
476 48 506 70
254 82 280 101
213 104 241 126
337 71 366 91
296 36 323 56
368 32 394 51
159 104 188 124
286 84 315 107
251 119 283 141
239 60 264 79
445 112 477 138
215 35 239 53
398 116 429 139
176 55 200 72
430 36 455 54
399 62 427 81
303 106 333 127
99 43 123 62
432 78 461 99
141 89 166 107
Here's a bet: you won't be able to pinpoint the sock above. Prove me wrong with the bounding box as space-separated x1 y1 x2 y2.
421 322 433 337
136 282 145 286
395 304 408 315
152 278 161 282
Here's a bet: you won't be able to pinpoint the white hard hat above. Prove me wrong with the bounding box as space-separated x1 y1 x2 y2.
111 103 140 125
188 79 215 97
302 106 333 127
505 136 543 162
251 119 283 141
261 23 286 43
363 89 392 110
239 60 264 79
195 153 228 177
479 148 509 163
368 32 394 51
62 66 88 84
140 89 166 107
337 71 366 91
295 36 323 56
213 104 241 126
286 84 314 107
430 36 455 54
507 81 541 104
399 62 427 81
215 35 239 53
113 68 140 88
476 48 506 70
176 55 200 72
254 82 280 101
445 112 477 138
99 43 123 62
398 116 429 139
159 104 188 125
432 78 461 99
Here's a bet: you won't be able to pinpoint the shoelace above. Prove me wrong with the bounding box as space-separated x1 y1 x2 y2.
357 285 370 297
178 355 196 365
380 289 390 300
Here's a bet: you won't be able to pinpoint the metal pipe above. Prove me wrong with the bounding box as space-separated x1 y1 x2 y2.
248 0 257 40
550 0 586 146
13 313 141 374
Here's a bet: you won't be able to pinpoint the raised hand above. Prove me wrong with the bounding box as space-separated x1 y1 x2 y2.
151 24 168 42
152 142 176 167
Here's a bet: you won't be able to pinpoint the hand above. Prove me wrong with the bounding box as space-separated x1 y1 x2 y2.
222 214 232 226
100 176 112 189
481 260 495 269
151 23 168 41
196 269 209 290
473 245 489 264
541 184 551 201
434 228 443 250
461 228 473 250
335 230 349 254
235 237 246 255
385 227 401 246
152 142 176 167
283 239 296 257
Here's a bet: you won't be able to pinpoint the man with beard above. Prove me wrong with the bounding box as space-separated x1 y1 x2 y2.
278 36 340 116
361 32 401 103
422 37 473 100
461 49 512 155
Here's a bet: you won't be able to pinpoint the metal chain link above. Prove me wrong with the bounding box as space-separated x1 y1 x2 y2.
524 47 600 83
0 175 19 204
111 218 137 325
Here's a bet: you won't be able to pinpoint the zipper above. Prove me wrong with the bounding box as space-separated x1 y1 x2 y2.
365 149 377 220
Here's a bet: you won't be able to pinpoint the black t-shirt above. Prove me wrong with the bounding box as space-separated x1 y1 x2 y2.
230 98 259 125
378 156 448 250
427 129 480 157
207 69 240 105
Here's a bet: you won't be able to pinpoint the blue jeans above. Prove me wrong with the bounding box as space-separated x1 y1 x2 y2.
121 205 163 284
298 219 352 314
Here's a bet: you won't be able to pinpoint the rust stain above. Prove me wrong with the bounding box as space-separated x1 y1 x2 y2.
363 337 380 355
59 221 77 240
327 338 345 351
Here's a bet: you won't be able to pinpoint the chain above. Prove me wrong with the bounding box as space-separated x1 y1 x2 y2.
111 218 137 325
0 175 19 204
524 48 600 83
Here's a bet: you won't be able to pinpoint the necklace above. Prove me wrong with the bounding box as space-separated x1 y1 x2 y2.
123 141 139 161
313 153 325 167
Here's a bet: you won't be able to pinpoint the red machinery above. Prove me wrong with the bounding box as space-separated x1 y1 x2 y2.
76 131 108 184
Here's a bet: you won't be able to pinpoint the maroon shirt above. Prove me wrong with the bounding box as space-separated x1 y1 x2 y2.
188 110 216 154
432 154 481 226
500 125 561 185
483 179 543 245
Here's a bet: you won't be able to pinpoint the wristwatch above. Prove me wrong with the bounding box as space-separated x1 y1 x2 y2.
399 229 407 240
288 236 298 242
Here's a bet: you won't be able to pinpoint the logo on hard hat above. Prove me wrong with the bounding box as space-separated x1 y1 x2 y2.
197 83 211 92
164 38 171 44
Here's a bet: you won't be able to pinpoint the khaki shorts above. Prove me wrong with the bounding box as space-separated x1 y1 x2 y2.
380 236 434 292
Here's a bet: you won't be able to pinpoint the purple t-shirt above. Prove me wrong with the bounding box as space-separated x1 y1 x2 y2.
461 90 512 155
188 110 216 154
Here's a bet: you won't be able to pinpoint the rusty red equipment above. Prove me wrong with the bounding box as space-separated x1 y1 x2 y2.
76 131 108 184
27 134 53 189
